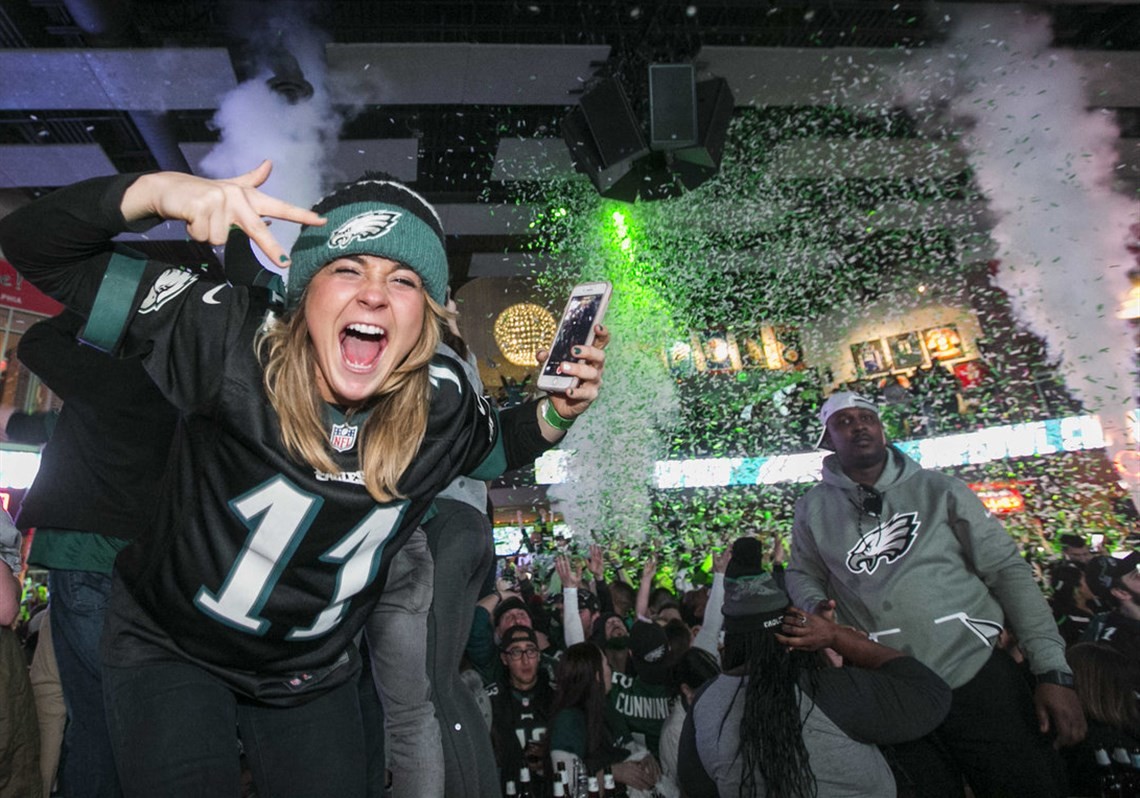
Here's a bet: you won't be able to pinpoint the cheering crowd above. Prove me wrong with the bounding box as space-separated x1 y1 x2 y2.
0 163 1137 798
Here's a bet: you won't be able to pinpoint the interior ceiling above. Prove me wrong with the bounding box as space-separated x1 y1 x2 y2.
1 0 1139 288
1 0 1138 519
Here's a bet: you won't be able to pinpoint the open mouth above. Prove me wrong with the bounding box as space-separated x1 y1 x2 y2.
340 322 387 370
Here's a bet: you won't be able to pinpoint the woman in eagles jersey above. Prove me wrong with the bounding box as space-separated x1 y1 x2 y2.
0 160 608 798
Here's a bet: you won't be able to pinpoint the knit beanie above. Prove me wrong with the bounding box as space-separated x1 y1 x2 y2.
721 573 790 634
287 176 448 310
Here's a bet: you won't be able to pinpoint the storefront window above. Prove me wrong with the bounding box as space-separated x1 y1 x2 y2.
0 307 59 495
0 306 58 415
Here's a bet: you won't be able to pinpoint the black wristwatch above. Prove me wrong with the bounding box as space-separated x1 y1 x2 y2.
1035 670 1076 689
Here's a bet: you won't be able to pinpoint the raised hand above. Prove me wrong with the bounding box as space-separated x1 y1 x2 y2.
120 160 325 269
713 545 732 574
640 554 657 585
587 543 605 581
770 536 787 566
555 554 582 590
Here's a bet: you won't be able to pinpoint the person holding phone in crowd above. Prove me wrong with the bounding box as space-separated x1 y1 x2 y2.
0 160 608 798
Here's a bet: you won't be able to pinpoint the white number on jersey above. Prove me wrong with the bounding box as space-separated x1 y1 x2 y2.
194 475 406 638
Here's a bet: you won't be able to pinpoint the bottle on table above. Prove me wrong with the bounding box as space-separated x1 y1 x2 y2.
1111 747 1138 798
518 766 534 798
1129 748 1140 796
574 762 590 798
604 768 623 798
1096 748 1125 798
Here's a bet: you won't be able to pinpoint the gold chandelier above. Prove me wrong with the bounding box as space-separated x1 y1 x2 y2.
493 303 557 367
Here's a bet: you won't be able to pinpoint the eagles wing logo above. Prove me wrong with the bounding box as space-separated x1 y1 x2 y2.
328 210 402 249
140 268 198 315
428 363 463 393
846 512 920 575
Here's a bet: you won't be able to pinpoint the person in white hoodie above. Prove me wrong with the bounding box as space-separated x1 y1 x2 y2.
786 392 1086 798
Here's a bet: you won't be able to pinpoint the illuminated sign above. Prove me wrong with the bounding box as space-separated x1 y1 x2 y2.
0 450 42 489
0 259 65 316
968 483 1026 514
535 415 1109 488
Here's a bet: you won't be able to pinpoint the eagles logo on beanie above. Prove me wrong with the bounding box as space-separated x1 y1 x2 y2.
287 176 448 309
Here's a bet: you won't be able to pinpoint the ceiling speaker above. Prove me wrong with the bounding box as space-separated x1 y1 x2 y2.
649 64 698 150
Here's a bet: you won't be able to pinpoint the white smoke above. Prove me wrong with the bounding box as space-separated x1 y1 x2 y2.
545 303 680 545
893 4 1139 508
200 6 342 265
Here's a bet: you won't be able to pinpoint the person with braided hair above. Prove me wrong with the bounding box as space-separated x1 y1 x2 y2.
679 572 951 798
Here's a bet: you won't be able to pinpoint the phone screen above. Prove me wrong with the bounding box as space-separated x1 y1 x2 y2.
541 292 604 377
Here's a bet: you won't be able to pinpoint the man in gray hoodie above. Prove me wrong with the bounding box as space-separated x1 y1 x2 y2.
786 392 1085 798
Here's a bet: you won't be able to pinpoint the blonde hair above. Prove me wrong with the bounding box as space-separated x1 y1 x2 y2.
257 287 446 503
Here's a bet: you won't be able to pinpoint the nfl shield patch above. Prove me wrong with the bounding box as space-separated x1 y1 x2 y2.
329 422 358 452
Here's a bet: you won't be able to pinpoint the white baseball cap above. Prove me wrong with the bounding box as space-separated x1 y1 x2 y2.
816 392 879 450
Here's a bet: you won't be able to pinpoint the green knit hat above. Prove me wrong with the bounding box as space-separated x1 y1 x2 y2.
287 177 448 309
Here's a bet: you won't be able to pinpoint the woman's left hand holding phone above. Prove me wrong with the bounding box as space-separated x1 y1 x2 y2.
536 323 610 422
119 160 326 268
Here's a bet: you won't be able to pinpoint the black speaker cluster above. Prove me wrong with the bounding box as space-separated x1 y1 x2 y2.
562 64 734 203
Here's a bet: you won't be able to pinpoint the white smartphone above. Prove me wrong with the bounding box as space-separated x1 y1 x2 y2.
536 281 613 394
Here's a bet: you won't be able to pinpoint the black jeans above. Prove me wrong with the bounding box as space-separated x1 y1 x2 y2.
887 649 1067 798
103 655 367 797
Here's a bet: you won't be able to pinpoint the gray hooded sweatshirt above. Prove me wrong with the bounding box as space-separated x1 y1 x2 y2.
786 445 1068 689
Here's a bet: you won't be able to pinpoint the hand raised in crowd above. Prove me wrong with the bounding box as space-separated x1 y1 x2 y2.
119 160 325 268
635 553 657 621
770 536 787 566
555 554 582 590
640 554 657 585
587 543 605 581
712 545 733 575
